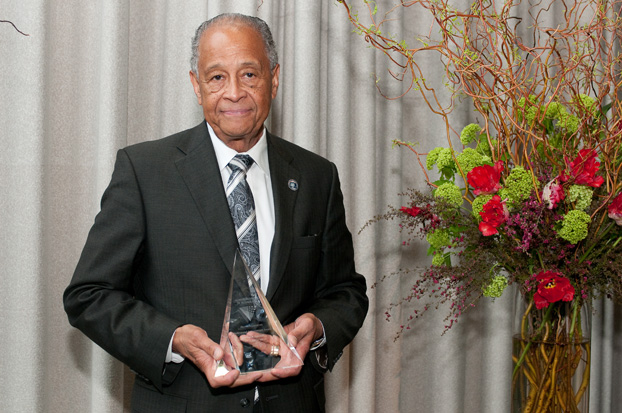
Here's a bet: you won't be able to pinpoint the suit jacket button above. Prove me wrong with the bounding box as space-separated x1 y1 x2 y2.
240 398 251 408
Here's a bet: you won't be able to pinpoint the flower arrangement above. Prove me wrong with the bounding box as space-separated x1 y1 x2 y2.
340 0 622 335
340 0 622 409
382 113 622 334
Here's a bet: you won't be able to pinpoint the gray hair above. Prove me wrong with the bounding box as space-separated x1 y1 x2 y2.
190 13 278 78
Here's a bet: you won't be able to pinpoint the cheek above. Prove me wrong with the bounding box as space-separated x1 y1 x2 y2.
253 90 273 112
202 94 221 112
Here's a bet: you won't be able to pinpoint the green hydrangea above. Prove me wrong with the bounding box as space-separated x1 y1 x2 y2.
567 185 593 211
460 123 481 145
516 96 530 112
426 229 451 249
426 147 443 170
558 111 579 134
483 275 508 298
525 105 540 125
435 147 455 171
456 148 488 173
516 95 538 122
558 210 591 244
434 182 464 208
544 102 564 120
432 253 446 266
575 94 598 117
476 137 496 157
499 166 535 208
471 194 493 220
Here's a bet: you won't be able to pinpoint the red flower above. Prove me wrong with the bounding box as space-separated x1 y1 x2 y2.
608 192 622 226
478 195 508 236
532 270 575 309
562 149 604 188
542 178 565 209
467 161 504 196
400 205 422 217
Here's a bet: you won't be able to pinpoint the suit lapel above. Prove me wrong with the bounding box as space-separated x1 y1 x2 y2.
174 122 238 274
266 133 299 300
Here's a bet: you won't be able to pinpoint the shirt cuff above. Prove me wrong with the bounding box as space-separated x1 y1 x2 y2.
165 330 185 364
310 319 327 351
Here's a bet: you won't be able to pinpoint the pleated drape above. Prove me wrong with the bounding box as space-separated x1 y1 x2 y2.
1 1 620 412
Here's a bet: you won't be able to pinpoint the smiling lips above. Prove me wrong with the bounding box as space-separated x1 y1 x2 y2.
221 108 252 116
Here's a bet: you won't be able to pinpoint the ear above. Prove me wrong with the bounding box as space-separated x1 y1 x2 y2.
189 70 203 105
270 64 280 99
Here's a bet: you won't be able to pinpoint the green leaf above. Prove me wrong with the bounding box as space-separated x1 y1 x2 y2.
444 254 452 267
433 178 453 187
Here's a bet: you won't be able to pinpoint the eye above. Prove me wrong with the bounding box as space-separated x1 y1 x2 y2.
212 74 223 81
244 72 255 78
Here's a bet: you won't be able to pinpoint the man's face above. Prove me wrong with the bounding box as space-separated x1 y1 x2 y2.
190 23 280 151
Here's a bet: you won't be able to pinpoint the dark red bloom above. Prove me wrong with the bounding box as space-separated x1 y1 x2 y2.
562 149 604 188
608 192 622 226
400 205 422 217
532 270 575 309
467 161 504 196
478 195 508 236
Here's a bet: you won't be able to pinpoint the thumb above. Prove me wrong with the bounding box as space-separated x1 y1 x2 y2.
287 332 299 348
211 343 224 361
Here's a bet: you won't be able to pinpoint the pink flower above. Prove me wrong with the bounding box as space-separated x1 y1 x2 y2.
542 178 565 209
478 195 508 236
532 270 575 309
562 149 604 188
400 205 422 217
608 192 622 226
467 161 504 196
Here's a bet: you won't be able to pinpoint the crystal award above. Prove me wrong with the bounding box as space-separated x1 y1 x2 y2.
215 250 303 376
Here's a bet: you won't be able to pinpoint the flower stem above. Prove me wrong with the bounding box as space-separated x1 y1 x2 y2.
579 222 614 263
569 300 579 340
513 302 555 379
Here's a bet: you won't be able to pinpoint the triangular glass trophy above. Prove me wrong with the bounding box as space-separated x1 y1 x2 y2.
215 249 303 376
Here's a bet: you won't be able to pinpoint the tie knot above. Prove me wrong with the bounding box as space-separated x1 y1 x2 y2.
229 154 254 174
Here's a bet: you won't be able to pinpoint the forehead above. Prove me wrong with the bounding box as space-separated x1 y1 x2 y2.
198 23 268 68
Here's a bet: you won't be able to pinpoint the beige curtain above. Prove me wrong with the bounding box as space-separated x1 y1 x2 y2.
1 0 620 411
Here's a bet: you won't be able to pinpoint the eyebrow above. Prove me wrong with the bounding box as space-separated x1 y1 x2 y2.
204 61 262 73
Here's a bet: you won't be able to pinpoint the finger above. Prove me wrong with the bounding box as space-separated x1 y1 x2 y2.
287 332 299 348
242 331 277 344
174 325 222 359
207 362 240 388
213 369 265 388
283 321 295 335
269 365 302 379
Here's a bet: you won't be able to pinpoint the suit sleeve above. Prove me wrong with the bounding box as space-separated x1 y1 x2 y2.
306 162 369 371
63 149 181 390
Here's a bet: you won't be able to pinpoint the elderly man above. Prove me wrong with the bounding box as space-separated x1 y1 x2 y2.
64 13 368 413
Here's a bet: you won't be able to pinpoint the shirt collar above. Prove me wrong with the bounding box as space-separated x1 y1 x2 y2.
206 122 270 177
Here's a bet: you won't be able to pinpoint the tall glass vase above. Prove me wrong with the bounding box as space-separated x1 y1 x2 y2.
512 291 591 412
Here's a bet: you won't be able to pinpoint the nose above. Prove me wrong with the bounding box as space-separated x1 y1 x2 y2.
223 77 245 101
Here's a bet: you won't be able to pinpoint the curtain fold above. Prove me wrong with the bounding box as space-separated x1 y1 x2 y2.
1 0 620 412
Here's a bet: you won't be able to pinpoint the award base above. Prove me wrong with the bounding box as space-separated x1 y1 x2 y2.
216 250 303 376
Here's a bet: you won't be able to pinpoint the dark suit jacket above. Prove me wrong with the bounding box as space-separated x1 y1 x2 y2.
63 122 368 412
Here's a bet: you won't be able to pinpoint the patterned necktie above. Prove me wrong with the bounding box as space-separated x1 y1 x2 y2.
226 154 260 283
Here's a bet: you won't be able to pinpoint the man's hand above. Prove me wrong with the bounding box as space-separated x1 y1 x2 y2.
284 313 324 354
266 313 323 379
172 324 266 388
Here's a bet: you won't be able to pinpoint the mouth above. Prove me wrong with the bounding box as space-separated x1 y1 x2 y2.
221 108 252 117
